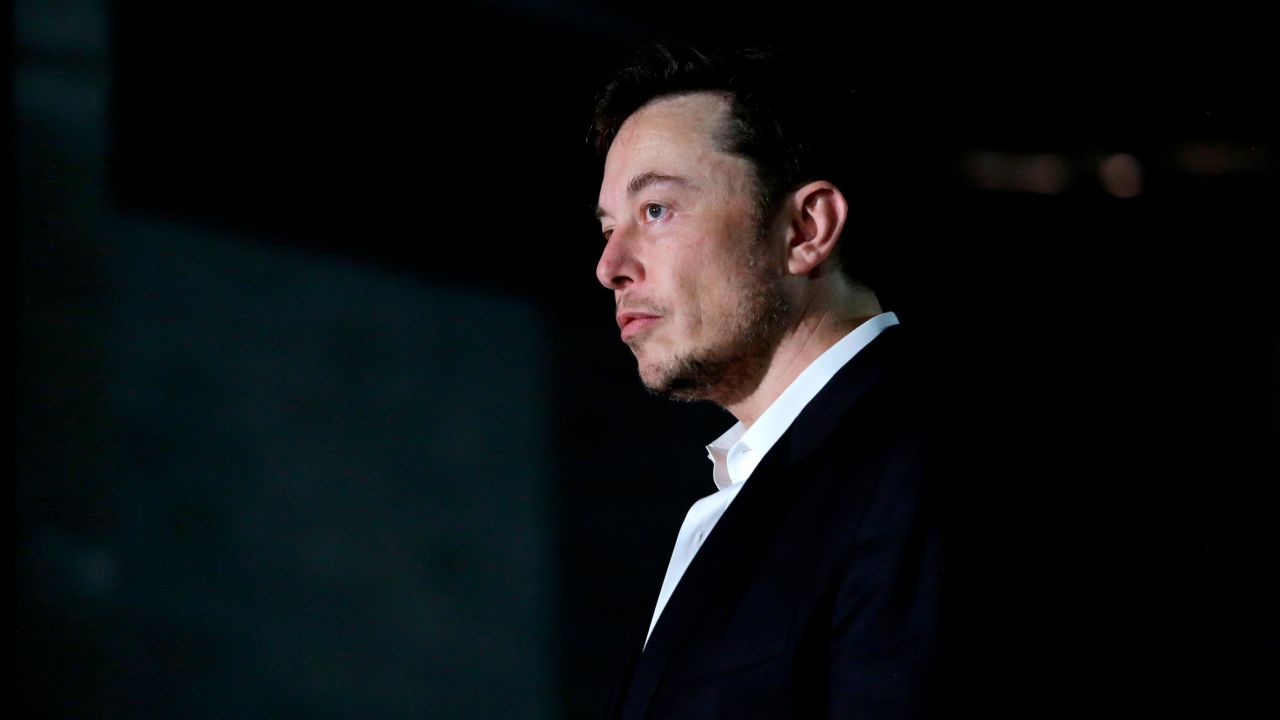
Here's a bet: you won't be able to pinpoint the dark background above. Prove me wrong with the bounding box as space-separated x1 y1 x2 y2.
11 2 1277 718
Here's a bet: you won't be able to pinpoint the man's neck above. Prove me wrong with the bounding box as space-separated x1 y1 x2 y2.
725 283 881 427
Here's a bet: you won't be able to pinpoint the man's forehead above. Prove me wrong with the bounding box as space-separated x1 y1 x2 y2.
600 93 737 196
613 91 732 148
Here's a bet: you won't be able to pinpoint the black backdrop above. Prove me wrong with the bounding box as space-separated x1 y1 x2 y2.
12 3 1277 718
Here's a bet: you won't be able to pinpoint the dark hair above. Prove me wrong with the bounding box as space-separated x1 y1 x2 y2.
589 42 895 291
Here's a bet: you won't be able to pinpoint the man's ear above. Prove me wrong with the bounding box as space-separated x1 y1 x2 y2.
784 181 848 276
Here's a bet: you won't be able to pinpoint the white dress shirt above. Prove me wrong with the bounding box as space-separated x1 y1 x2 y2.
643 311 900 647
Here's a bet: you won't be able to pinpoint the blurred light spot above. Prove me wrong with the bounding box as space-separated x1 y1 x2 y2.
964 151 1070 194
1099 153 1143 198
1175 142 1271 176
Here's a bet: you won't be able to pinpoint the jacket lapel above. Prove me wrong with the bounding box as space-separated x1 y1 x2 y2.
618 324 906 719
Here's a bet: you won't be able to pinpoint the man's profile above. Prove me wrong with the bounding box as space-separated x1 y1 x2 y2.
590 43 945 719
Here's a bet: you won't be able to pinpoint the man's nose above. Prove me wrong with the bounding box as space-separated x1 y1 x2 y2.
595 227 643 290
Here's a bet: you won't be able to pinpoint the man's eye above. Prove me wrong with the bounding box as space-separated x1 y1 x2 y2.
643 204 669 221
602 229 613 242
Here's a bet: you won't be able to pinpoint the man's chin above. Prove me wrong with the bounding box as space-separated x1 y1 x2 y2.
636 355 725 403
636 359 695 400
638 341 776 407
637 367 677 398
640 377 708 403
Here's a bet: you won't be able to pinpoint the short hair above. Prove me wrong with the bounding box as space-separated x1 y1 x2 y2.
589 42 896 292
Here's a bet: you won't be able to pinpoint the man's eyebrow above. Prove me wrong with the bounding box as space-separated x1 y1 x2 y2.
593 172 696 220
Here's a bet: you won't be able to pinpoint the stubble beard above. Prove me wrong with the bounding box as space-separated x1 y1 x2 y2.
635 233 793 407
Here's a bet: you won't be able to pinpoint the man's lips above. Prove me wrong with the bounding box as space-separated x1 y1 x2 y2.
616 311 662 341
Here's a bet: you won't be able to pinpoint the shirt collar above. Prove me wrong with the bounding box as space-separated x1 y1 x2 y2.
704 311 900 490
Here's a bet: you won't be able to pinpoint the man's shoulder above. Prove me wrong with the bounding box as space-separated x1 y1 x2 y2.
784 326 944 534
791 322 939 459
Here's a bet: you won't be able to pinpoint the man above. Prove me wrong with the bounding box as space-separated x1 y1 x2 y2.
590 44 946 719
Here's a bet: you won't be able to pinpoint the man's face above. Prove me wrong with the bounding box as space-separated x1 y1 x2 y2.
595 92 792 404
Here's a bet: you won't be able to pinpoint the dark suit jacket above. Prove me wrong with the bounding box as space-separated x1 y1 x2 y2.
608 323 947 719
